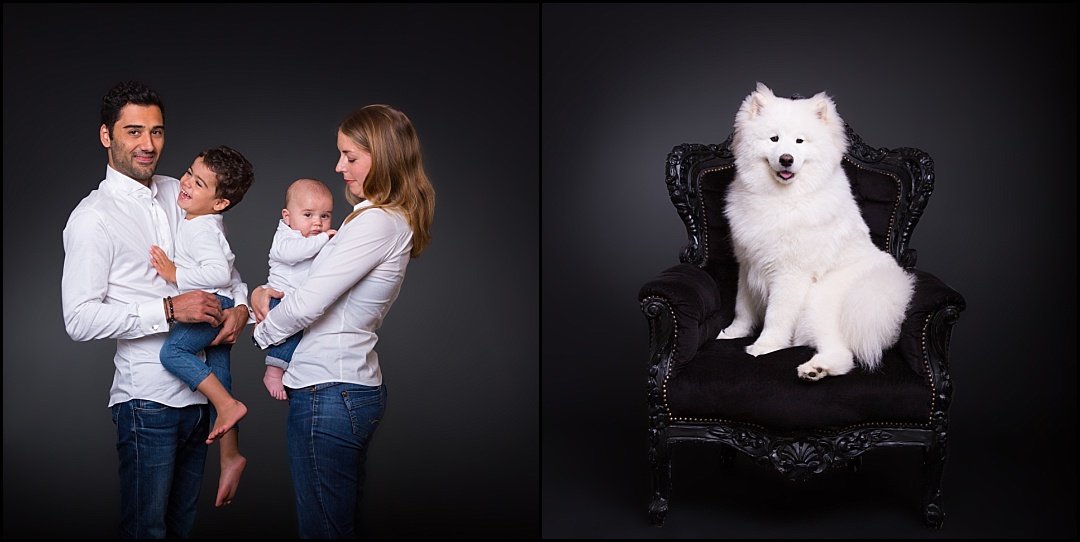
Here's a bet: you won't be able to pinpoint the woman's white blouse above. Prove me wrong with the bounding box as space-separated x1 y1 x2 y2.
253 200 413 388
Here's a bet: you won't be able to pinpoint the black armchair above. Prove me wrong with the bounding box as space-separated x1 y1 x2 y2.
638 126 966 528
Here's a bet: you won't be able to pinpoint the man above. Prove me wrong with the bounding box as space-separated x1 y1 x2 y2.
62 80 250 538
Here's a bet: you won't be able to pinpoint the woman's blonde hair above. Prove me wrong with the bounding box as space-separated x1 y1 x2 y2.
340 104 435 258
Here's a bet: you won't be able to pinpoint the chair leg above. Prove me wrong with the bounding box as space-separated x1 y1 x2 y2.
648 439 671 526
847 455 863 473
921 441 946 529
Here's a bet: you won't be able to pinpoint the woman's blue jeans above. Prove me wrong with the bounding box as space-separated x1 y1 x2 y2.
111 400 210 538
286 382 387 538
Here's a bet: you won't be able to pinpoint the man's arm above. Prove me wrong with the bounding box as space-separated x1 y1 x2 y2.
62 207 226 342
62 208 171 340
171 291 228 326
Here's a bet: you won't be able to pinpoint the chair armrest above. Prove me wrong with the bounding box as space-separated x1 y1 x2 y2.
896 268 967 377
638 263 726 373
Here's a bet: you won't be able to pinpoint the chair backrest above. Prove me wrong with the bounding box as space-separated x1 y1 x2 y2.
665 125 935 300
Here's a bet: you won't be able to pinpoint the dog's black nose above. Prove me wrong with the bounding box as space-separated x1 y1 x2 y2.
779 154 794 167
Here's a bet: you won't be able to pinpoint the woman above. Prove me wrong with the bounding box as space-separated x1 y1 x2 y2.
251 104 435 538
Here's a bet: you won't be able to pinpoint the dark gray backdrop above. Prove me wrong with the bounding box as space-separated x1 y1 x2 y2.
543 4 1076 538
3 4 538 539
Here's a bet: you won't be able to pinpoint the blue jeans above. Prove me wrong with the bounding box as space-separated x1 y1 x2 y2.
286 382 387 538
265 296 302 370
111 399 210 538
160 294 234 427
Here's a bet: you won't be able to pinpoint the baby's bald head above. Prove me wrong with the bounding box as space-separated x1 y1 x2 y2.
286 178 333 208
283 178 335 237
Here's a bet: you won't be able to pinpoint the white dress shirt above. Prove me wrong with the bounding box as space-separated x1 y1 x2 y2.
62 165 250 408
266 219 331 295
253 200 413 388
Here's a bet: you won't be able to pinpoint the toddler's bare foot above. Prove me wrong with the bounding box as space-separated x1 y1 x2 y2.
263 366 288 401
207 400 247 444
215 449 247 507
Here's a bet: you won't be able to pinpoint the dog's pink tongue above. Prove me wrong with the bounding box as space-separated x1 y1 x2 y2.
780 171 794 180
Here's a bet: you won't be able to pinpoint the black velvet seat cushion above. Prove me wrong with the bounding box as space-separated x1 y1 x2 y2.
665 337 933 432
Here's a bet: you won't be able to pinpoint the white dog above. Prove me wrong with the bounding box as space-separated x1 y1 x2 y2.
716 83 915 381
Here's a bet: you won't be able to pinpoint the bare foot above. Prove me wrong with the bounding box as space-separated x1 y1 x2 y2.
207 400 247 444
263 366 288 401
215 451 247 507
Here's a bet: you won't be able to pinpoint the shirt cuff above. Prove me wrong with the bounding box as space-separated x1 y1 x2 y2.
252 322 269 349
139 298 169 335
235 304 256 325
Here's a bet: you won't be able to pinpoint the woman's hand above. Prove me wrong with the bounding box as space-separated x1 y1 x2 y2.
251 285 284 323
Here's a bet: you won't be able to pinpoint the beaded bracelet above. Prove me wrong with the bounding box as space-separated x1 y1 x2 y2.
166 296 176 324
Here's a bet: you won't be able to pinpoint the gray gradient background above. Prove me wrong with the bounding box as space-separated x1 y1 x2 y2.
543 4 1075 539
4 4 538 539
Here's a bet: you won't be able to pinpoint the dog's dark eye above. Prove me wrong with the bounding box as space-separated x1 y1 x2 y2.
796 138 804 144
770 136 778 142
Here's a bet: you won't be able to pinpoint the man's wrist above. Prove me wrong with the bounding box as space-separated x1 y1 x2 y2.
231 304 256 324
164 296 176 324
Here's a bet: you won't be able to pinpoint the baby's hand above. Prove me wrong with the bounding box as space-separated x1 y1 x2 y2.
150 245 177 283
326 229 338 238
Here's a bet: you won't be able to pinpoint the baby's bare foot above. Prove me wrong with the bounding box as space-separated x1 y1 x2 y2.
263 367 288 401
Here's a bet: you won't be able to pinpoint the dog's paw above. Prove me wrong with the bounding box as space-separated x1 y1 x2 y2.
716 329 741 340
717 322 752 340
797 362 829 381
798 353 854 381
745 342 781 357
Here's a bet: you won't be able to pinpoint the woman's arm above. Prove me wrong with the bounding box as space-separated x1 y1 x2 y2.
253 210 405 348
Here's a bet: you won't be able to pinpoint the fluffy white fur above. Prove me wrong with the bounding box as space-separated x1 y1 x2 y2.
716 83 915 381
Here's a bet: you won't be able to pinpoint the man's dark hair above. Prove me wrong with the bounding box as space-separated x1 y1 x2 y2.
199 146 254 213
100 81 165 136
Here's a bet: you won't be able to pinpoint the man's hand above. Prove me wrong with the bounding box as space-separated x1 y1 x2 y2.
250 285 284 323
210 306 249 346
172 290 225 326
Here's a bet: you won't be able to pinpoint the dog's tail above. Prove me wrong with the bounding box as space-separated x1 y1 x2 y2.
841 264 915 370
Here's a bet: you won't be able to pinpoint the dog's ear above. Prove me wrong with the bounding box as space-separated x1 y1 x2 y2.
747 82 774 118
812 92 835 123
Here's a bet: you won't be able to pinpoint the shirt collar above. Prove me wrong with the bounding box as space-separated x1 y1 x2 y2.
187 213 224 227
353 199 374 211
104 164 160 199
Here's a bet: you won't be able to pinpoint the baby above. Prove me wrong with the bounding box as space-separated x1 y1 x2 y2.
262 178 336 399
